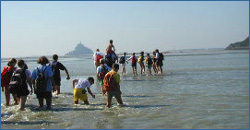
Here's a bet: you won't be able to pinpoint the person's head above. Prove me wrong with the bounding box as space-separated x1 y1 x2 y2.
99 58 105 64
112 63 119 72
87 77 94 85
96 49 100 52
17 59 26 68
109 39 113 44
124 52 127 56
132 52 135 56
140 51 144 56
7 58 17 67
147 53 150 57
37 56 49 65
153 51 156 56
53 54 58 61
155 49 159 53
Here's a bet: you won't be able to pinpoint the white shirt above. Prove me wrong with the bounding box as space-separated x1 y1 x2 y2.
75 78 91 89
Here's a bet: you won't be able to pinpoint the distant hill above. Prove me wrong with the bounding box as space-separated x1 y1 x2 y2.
226 37 249 50
65 42 93 56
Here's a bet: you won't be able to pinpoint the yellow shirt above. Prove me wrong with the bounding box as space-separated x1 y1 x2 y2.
108 70 120 83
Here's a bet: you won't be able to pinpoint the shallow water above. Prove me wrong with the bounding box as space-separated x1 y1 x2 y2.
1 49 249 129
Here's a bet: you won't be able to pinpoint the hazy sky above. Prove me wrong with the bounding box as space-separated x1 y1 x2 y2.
1 1 249 57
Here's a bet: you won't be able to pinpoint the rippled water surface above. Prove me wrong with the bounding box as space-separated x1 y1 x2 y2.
1 49 249 129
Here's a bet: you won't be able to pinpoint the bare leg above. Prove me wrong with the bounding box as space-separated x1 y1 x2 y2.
19 96 27 110
38 98 44 108
54 85 60 95
106 96 112 108
45 98 52 110
4 86 10 106
115 95 123 105
74 100 79 104
83 100 90 105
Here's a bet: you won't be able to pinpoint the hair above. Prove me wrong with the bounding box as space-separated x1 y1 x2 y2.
100 58 105 64
140 51 144 55
7 58 17 66
88 77 94 84
153 51 156 55
37 56 49 65
124 52 127 55
155 49 159 53
17 59 25 68
147 53 150 56
96 49 100 52
112 63 119 70
53 54 58 61
132 52 135 56
109 39 113 44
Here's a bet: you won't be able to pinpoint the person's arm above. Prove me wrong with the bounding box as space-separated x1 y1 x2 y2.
126 56 132 62
26 70 33 94
64 67 70 80
87 87 95 98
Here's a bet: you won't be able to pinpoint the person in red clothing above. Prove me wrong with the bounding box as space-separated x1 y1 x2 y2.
1 58 18 106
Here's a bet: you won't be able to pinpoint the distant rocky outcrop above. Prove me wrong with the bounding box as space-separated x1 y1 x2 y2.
65 42 93 56
226 37 249 50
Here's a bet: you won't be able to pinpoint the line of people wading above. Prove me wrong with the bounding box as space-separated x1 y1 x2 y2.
1 40 164 110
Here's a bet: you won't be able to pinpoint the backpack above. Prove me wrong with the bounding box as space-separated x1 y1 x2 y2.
34 66 48 93
96 54 103 64
9 69 26 94
1 67 15 87
147 57 153 65
119 56 125 64
99 65 108 80
159 53 164 61
103 72 117 92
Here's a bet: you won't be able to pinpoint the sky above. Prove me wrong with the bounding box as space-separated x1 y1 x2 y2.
1 1 249 58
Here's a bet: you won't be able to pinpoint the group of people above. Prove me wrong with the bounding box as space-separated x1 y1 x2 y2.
1 39 164 110
93 40 164 76
1 54 70 110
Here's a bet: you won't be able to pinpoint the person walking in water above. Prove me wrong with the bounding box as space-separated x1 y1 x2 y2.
137 51 145 75
105 40 117 67
152 51 158 74
145 53 153 76
127 53 138 76
51 54 70 95
1 58 18 106
31 56 54 110
92 49 104 70
97 59 111 95
155 49 164 74
119 52 128 75
103 63 123 108
12 60 33 110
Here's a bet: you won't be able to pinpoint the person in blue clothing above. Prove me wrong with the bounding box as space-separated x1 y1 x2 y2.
31 56 54 110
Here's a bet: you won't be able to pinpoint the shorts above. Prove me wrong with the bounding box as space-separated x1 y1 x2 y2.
157 60 163 66
121 63 126 68
17 87 29 97
132 63 137 68
74 88 88 102
147 65 152 70
36 91 52 99
107 90 122 99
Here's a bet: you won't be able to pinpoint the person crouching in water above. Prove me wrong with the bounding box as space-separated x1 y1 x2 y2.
72 77 95 105
103 63 123 108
